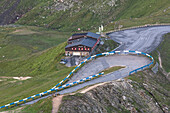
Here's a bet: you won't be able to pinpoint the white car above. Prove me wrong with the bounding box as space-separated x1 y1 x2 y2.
60 59 68 64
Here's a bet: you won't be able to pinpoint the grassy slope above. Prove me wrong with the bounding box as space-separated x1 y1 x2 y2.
0 42 75 106
101 66 125 75
98 39 118 52
20 97 52 113
15 0 170 32
105 0 170 31
151 33 170 72
117 0 169 19
0 42 66 77
16 0 127 31
0 26 74 107
0 26 69 61
157 33 170 72
1 97 53 113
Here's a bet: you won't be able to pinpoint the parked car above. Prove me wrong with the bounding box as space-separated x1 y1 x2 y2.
60 59 68 64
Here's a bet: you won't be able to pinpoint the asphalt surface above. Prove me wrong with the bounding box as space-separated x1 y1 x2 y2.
67 55 150 83
108 25 170 53
23 25 170 105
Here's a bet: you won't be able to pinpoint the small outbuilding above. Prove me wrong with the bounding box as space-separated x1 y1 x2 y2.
65 32 101 56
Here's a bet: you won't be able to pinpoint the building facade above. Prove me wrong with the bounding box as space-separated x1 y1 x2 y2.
65 32 101 56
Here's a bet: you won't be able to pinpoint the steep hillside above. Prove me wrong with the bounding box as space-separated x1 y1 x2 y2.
0 26 70 61
0 42 75 106
1 0 169 31
0 41 68 77
151 33 170 73
17 0 128 31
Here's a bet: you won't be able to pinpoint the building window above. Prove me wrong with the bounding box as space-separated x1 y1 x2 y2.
88 48 90 51
81 48 83 50
85 48 87 50
75 48 77 50
72 48 73 50
78 48 80 50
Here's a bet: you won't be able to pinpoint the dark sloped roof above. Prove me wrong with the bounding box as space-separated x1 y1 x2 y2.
71 32 100 39
82 38 97 47
65 37 97 48
86 32 100 39
72 33 87 36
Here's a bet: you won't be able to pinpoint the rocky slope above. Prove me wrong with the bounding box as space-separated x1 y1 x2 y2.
58 69 170 113
0 0 43 25
0 0 128 28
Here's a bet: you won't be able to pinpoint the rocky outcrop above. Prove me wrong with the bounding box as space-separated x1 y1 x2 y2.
0 0 21 25
58 69 170 113
0 0 41 25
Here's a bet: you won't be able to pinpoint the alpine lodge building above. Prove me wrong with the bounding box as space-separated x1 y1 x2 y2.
65 32 101 56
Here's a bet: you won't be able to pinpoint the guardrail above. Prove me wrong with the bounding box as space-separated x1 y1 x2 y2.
0 50 154 110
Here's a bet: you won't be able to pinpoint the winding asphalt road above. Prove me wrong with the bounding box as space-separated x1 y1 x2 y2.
67 55 150 83
24 25 170 105
108 25 170 53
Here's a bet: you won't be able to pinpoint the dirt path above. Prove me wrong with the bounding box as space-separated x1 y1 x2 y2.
52 82 108 113
158 51 163 68
158 51 170 79
52 82 107 112
0 76 32 80
52 95 63 113
0 107 23 113
80 82 107 93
